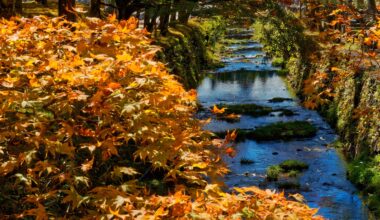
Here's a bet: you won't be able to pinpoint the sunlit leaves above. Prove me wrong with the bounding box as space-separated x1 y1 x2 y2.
0 15 321 219
211 105 226 114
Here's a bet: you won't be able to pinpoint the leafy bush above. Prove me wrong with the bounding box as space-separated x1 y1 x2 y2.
0 16 323 219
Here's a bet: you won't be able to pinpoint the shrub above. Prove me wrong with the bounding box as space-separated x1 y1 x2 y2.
0 16 322 219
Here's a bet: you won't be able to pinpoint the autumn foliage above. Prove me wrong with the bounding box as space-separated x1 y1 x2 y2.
0 15 322 219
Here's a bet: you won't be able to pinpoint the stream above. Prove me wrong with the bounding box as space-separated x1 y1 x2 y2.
196 29 371 219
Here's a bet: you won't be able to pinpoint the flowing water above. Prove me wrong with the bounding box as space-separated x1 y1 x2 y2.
196 30 371 220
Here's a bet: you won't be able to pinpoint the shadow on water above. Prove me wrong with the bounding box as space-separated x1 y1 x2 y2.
196 31 371 220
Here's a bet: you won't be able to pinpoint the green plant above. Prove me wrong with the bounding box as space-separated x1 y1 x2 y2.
267 165 283 181
249 121 317 140
279 160 309 172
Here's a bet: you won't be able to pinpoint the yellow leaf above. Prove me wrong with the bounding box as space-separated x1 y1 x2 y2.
113 34 121 42
211 105 226 115
331 67 341 72
116 53 132 62
108 13 117 22
193 162 208 169
48 59 59 70
154 207 168 217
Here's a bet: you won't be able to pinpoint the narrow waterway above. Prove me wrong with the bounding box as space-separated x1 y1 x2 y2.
196 29 370 219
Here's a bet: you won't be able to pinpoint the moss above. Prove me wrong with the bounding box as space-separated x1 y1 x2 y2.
266 165 283 181
279 160 309 172
330 140 344 149
248 121 317 141
368 194 380 216
267 161 307 182
155 17 226 89
214 104 294 119
287 170 299 177
277 109 296 116
347 156 380 217
214 121 315 142
271 57 285 67
213 129 252 142
277 181 301 189
276 69 289 76
216 103 273 117
321 101 338 127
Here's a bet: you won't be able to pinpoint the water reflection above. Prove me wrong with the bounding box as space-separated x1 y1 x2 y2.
196 41 371 219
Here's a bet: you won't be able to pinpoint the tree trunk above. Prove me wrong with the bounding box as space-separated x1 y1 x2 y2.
367 0 377 20
58 0 76 21
158 3 172 34
90 0 101 17
14 0 22 14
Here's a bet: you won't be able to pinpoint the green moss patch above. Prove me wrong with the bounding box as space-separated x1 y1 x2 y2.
266 160 308 182
248 121 317 141
279 160 309 172
216 103 273 117
276 69 289 76
271 57 285 67
347 155 380 217
213 121 316 141
266 165 283 181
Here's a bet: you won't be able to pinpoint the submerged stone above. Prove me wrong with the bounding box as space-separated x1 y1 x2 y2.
213 121 316 142
277 181 301 190
247 121 317 141
240 158 255 165
215 103 273 117
268 97 294 103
